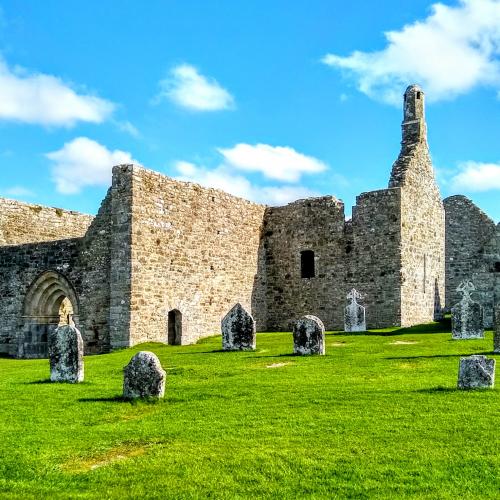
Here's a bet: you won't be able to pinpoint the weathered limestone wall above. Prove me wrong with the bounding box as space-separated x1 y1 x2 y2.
0 190 118 356
389 85 445 326
444 197 496 304
0 198 93 246
124 165 266 345
258 196 346 331
349 189 402 327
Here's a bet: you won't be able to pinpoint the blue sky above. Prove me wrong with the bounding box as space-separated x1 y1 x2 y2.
0 0 498 220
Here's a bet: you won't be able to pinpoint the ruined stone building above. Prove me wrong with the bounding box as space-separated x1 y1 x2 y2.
0 85 497 358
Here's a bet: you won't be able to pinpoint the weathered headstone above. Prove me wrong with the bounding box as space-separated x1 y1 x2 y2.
221 303 256 351
123 351 166 399
344 288 366 332
293 315 325 355
451 281 484 339
458 355 495 390
494 304 500 354
48 324 84 383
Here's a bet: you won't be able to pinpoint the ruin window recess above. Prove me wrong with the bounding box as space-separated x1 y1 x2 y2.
494 262 500 272
416 91 421 99
423 254 427 293
301 250 315 279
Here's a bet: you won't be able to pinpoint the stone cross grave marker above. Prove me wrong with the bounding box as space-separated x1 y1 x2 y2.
451 281 484 339
221 303 256 351
458 355 495 390
293 315 325 355
123 351 166 399
345 288 366 332
48 325 84 383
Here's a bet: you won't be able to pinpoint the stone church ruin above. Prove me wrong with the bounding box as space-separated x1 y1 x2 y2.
0 85 498 358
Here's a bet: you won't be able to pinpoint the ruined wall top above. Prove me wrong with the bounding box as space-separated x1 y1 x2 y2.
0 197 93 247
402 84 427 146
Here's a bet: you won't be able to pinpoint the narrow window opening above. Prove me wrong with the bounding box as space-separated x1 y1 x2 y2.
301 250 315 279
416 91 421 99
494 262 500 272
423 254 427 294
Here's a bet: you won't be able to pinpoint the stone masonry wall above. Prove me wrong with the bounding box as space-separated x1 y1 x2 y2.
0 190 119 356
258 196 346 331
124 165 266 345
444 196 498 327
397 144 445 325
444 196 496 308
0 198 93 246
348 188 403 328
388 85 445 326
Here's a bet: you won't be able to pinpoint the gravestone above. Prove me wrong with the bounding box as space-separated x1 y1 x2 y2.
344 288 366 332
221 303 256 351
123 351 166 399
494 304 500 354
293 315 325 355
458 355 495 390
451 281 484 339
48 325 84 383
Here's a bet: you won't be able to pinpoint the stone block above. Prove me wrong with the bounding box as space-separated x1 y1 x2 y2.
293 315 325 355
458 355 495 390
123 351 166 399
48 325 84 383
221 303 256 351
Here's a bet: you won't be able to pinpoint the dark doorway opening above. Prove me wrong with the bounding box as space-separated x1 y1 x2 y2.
300 250 315 279
168 309 182 345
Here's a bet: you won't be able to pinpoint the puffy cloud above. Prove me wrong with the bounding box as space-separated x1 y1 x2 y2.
0 59 114 126
322 0 500 104
451 161 500 191
174 161 319 205
1 186 35 197
218 143 328 182
157 64 234 111
47 137 137 194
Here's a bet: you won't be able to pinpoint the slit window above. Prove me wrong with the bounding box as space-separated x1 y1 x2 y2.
301 250 315 279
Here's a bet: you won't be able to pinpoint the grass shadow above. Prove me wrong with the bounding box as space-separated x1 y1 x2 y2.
176 349 226 355
250 353 298 359
416 386 457 394
27 379 53 384
388 351 493 360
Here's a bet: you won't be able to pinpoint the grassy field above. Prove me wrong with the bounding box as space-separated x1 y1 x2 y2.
0 324 498 499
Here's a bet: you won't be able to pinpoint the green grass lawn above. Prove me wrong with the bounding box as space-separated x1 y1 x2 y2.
0 325 498 499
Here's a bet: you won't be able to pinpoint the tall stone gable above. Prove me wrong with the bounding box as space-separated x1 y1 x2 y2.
389 85 446 325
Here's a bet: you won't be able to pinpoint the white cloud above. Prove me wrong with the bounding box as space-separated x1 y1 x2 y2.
47 137 137 194
173 161 319 205
218 143 328 182
157 64 234 111
451 161 500 191
114 120 140 138
322 0 500 104
0 58 114 126
2 186 35 197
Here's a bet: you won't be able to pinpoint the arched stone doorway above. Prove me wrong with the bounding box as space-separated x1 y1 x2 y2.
20 271 79 358
167 309 182 345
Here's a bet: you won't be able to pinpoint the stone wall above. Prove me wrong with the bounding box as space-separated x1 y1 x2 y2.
0 190 118 357
0 198 92 246
258 196 346 331
124 165 266 345
444 196 497 322
348 188 403 328
389 85 445 326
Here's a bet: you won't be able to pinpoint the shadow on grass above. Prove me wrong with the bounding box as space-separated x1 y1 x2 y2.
250 353 298 359
388 351 493 360
416 386 458 393
27 379 53 384
336 321 451 337
79 396 126 403
176 349 226 355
